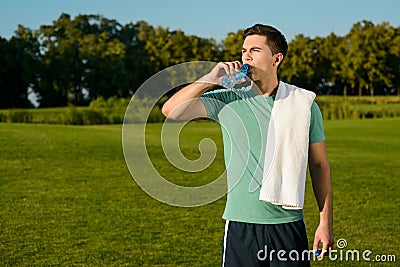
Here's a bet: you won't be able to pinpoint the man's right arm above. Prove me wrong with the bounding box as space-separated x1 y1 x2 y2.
161 82 213 121
161 61 243 121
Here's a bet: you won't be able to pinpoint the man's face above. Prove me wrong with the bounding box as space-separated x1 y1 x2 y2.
241 34 277 82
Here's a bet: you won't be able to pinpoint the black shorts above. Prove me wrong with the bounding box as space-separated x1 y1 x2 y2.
222 220 311 267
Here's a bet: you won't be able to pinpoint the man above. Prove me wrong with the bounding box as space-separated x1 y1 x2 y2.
162 24 333 266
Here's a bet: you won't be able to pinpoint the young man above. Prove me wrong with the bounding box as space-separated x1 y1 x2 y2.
162 24 333 266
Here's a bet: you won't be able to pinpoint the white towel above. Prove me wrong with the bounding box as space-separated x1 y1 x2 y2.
259 81 315 209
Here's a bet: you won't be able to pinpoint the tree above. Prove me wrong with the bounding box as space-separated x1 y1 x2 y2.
0 26 40 108
280 34 318 90
361 21 394 96
135 22 222 97
35 13 129 105
137 24 221 71
2 15 399 108
338 20 396 96
221 30 244 61
119 22 152 96
36 13 83 106
388 26 400 95
79 31 127 99
312 34 345 95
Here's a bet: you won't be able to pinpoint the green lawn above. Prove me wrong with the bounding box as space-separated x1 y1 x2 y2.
0 119 399 266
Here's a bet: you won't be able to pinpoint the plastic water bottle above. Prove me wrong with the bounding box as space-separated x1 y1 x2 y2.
221 64 249 88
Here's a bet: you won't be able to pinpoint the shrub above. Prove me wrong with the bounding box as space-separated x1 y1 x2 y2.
6 110 32 123
64 107 84 125
1 95 398 125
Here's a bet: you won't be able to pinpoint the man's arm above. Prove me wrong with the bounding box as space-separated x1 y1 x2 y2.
308 141 334 257
162 61 242 121
161 82 212 121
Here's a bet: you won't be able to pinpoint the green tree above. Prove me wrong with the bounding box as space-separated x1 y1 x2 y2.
35 13 130 105
311 34 343 94
79 31 127 99
4 14 399 107
338 20 395 96
119 22 152 96
361 21 394 96
221 29 244 61
137 24 221 71
135 22 222 97
0 26 40 108
389 26 400 95
280 34 318 90
37 13 84 106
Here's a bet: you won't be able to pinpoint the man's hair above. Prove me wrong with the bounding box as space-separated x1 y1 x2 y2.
243 24 288 59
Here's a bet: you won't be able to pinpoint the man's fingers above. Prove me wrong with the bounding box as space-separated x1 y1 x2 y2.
313 238 331 258
322 240 329 252
219 61 242 75
232 61 242 72
329 238 335 248
217 62 230 75
320 242 329 257
313 238 320 252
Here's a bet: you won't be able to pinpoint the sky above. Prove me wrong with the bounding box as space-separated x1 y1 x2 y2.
1 0 399 42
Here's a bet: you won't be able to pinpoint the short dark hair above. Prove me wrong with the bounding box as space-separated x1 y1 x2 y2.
243 24 288 58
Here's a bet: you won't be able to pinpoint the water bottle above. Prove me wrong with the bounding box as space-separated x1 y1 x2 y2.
221 64 249 88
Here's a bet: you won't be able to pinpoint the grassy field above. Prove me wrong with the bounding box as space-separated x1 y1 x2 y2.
0 118 399 266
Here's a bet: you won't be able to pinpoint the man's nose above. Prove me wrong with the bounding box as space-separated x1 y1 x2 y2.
242 51 252 62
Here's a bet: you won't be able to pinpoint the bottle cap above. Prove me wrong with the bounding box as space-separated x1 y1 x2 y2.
240 64 249 73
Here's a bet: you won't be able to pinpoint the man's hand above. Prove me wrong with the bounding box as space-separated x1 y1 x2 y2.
313 222 334 258
162 61 244 120
199 61 243 85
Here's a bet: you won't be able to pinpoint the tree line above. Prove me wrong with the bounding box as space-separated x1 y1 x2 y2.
0 13 399 108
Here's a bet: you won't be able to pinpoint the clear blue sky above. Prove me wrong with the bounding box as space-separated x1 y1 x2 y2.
0 0 399 42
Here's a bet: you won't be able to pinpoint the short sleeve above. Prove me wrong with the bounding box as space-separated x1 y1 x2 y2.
200 89 239 121
309 101 325 143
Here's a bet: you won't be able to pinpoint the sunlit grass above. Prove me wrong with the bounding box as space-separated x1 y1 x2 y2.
0 118 399 266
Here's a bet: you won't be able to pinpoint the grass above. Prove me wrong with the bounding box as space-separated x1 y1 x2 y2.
0 118 399 266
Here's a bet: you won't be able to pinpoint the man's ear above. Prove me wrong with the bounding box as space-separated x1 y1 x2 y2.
274 53 284 67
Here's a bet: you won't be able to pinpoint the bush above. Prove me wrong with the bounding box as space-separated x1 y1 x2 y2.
63 107 111 125
316 96 400 120
148 105 165 123
64 107 84 125
6 110 32 123
89 96 128 124
1 95 398 125
0 112 6 122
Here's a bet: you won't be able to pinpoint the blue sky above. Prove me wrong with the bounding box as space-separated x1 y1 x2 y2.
0 0 399 42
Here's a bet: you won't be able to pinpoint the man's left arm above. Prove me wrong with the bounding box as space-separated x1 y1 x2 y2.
308 141 334 257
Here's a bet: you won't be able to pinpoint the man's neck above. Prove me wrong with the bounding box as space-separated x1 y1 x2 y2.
253 78 279 96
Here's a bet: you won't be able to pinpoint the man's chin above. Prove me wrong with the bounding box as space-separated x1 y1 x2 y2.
248 73 258 82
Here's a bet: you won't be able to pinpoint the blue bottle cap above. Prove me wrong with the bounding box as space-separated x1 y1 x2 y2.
240 64 249 72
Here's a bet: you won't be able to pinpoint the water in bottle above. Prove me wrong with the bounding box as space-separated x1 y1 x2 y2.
221 64 249 89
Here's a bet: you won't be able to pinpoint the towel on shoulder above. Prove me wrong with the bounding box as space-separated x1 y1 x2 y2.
259 81 316 209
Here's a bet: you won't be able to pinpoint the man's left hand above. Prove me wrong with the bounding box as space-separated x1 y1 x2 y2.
313 223 334 258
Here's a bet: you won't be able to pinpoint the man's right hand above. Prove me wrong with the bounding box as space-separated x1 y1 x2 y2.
162 61 245 121
199 61 244 85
